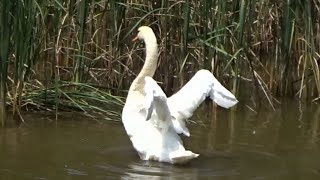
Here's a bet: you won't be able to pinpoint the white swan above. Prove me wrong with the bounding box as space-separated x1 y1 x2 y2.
122 26 238 164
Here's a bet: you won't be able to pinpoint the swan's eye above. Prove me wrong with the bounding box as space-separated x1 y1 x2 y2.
137 32 143 39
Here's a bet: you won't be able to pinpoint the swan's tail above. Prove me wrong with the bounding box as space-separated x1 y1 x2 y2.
169 150 199 164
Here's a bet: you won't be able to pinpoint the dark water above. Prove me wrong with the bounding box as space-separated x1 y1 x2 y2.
0 100 320 180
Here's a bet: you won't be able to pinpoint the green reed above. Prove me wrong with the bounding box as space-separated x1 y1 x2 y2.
0 0 320 126
74 0 88 83
10 0 39 123
0 0 12 126
302 0 320 98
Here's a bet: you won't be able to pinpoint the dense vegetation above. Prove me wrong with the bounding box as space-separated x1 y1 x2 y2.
1 0 319 126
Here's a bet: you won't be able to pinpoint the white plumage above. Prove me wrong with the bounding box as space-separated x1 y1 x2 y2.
122 26 238 164
168 69 238 136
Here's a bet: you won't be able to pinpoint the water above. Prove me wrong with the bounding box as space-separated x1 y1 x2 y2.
0 100 319 180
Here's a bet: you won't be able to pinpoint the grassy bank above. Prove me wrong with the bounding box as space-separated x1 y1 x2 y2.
0 0 319 125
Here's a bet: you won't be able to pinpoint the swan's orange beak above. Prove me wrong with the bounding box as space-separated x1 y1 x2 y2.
132 36 138 42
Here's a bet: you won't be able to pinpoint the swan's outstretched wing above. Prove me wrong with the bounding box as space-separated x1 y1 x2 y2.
168 70 238 136
144 77 171 123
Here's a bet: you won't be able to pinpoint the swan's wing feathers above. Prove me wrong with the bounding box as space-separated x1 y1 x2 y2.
168 69 238 125
209 78 238 109
168 70 213 121
171 115 190 136
144 77 171 122
144 83 154 121
144 77 191 136
145 93 154 121
143 70 237 137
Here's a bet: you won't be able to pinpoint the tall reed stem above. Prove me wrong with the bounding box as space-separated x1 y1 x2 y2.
0 0 12 126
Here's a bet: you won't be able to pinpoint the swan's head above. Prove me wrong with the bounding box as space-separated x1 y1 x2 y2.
133 26 157 44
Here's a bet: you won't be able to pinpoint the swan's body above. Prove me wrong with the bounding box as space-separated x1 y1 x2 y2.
122 26 238 164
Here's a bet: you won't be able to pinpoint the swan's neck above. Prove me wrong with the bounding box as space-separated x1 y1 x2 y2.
138 40 158 78
131 39 158 91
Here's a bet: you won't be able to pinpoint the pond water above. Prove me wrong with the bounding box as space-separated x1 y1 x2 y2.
0 100 319 180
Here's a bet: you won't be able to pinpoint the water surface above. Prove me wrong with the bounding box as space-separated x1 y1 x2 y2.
0 100 319 179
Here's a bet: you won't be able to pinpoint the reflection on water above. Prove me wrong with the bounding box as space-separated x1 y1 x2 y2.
0 100 319 179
